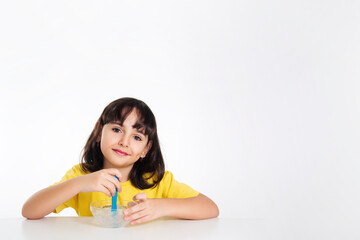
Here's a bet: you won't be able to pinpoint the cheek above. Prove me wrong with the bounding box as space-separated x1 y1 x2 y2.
100 134 112 150
132 142 148 154
99 141 106 153
140 145 150 156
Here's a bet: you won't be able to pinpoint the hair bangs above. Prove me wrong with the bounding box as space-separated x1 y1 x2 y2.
133 118 153 137
101 103 155 138
101 105 133 126
132 108 156 139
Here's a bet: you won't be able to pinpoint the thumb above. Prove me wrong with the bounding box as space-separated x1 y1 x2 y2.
133 193 147 202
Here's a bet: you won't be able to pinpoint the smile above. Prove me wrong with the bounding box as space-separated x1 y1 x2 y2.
113 149 129 156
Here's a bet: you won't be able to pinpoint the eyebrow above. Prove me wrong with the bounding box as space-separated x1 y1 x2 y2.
110 122 146 135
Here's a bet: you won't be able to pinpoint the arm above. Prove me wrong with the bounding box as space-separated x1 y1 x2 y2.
22 168 122 219
22 177 81 219
124 193 219 225
163 193 219 219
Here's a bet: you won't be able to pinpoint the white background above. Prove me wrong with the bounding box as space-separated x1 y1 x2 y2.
1 0 359 222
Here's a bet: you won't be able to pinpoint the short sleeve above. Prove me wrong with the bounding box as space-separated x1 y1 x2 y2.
161 171 199 198
52 165 83 214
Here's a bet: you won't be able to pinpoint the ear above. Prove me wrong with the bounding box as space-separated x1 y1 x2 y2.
141 141 152 158
94 121 102 142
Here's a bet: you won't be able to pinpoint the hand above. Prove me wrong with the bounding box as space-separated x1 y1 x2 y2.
77 168 122 197
123 193 164 225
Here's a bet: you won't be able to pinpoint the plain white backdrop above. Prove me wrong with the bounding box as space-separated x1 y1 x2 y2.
1 0 359 222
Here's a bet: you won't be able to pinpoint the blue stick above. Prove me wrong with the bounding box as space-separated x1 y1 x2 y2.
111 176 119 213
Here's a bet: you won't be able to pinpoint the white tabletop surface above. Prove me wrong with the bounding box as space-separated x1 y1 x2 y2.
1 216 359 240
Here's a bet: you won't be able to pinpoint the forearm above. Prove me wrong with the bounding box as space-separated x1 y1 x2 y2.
162 193 219 220
22 178 80 219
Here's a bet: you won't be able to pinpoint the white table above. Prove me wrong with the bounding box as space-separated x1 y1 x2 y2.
1 216 358 240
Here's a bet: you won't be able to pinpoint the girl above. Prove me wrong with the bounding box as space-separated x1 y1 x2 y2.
22 97 219 225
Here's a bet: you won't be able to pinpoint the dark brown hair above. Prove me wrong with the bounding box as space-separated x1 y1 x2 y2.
80 97 165 189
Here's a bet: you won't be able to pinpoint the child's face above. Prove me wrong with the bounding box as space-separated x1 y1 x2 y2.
99 110 152 173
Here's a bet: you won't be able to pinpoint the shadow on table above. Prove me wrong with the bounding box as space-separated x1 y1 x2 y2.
70 216 99 227
125 217 220 239
22 216 220 240
21 216 99 239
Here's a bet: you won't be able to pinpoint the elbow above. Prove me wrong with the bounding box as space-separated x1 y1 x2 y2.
214 205 220 218
23 215 42 220
207 195 219 218
21 206 33 219
22 211 43 220
210 202 220 218
22 203 44 220
21 203 30 219
201 194 219 219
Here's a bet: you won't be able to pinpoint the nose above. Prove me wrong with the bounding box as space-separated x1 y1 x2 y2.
118 134 130 147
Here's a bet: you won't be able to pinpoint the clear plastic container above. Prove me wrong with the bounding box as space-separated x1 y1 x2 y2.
90 199 137 228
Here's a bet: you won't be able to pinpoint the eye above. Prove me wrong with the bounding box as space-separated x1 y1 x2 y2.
134 135 142 141
112 128 122 133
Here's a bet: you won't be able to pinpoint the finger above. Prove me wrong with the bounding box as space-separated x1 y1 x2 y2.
124 202 145 216
104 168 123 182
129 214 151 225
107 170 122 193
101 181 117 197
133 193 147 202
98 185 112 198
127 201 138 207
125 208 148 222
103 173 122 194
101 168 122 181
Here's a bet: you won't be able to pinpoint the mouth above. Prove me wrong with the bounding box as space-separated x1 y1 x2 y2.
113 149 129 156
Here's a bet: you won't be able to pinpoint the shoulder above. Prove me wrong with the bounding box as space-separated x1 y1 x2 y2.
62 164 87 179
158 171 200 198
149 171 173 184
143 171 172 185
157 171 179 187
52 164 87 185
161 171 174 182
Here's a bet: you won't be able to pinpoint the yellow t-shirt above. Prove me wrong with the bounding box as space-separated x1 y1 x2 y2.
53 164 199 216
